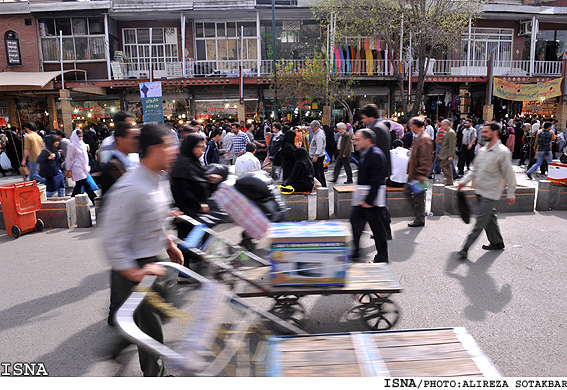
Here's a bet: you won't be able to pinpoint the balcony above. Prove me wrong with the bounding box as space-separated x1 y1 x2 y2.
110 58 563 81
423 59 563 77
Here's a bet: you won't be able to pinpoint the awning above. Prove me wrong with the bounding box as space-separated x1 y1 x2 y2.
0 70 87 90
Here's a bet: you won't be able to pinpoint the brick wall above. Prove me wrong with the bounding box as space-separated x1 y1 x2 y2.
0 15 40 72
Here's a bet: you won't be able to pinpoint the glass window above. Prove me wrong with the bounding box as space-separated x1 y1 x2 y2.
205 23 216 38
72 18 87 35
90 37 105 59
196 40 206 60
41 39 59 61
137 29 150 44
227 39 238 60
206 40 217 60
88 17 105 34
217 23 225 37
39 19 55 36
152 28 164 44
218 39 228 60
55 18 72 36
75 37 89 60
62 37 75 60
195 23 204 38
237 22 256 37
124 29 136 45
227 22 236 37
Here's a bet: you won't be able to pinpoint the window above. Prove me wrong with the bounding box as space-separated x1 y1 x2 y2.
39 17 107 62
462 28 514 66
122 28 178 72
5 31 21 66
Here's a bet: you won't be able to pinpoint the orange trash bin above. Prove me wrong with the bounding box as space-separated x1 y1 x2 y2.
0 181 44 238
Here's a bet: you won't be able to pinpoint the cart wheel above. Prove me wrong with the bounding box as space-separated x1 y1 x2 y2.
267 295 306 334
358 297 400 331
35 219 44 232
11 225 21 239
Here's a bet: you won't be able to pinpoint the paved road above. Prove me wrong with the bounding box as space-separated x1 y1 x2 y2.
0 157 565 377
1 208 566 377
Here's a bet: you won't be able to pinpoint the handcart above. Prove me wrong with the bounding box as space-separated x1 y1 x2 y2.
173 215 403 332
116 262 306 377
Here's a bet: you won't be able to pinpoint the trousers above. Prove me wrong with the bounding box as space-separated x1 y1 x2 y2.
350 205 388 263
333 156 353 182
111 256 177 376
404 184 426 224
462 195 504 251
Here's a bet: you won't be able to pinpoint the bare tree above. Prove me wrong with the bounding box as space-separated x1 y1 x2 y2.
313 0 482 117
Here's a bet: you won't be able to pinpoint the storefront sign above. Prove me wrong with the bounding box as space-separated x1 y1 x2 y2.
5 32 21 66
493 77 564 101
522 99 558 115
140 82 164 124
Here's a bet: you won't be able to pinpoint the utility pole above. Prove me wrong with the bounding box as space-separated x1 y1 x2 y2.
272 0 278 120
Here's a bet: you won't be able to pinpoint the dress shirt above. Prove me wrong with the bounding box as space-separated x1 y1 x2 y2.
234 152 261 175
228 131 250 157
100 164 170 271
459 140 516 201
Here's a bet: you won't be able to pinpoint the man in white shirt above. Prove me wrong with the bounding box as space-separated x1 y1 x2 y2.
387 139 409 187
425 118 435 141
235 142 261 175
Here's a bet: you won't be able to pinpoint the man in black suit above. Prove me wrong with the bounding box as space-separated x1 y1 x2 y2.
350 129 389 263
359 103 393 240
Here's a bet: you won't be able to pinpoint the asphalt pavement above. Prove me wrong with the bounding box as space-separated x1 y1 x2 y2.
0 160 565 377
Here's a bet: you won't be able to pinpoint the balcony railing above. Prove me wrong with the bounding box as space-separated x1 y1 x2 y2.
110 58 563 80
423 59 562 77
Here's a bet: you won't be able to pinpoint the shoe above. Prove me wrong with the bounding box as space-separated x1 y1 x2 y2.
344 180 353 184
373 257 388 263
526 172 533 180
428 175 434 179
482 243 505 250
329 179 337 183
407 221 425 227
457 249 468 260
387 234 393 241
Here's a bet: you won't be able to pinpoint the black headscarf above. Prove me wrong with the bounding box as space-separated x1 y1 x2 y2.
44 135 57 153
170 133 207 182
282 129 296 145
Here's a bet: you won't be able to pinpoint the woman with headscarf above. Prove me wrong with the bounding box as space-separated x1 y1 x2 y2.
37 135 66 197
170 133 222 240
282 147 315 193
66 129 97 203
280 130 297 182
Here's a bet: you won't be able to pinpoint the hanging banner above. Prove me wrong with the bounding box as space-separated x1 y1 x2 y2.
139 82 164 124
493 77 564 102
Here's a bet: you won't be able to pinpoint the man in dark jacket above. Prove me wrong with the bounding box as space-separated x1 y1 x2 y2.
100 122 139 196
204 128 223 165
350 129 389 263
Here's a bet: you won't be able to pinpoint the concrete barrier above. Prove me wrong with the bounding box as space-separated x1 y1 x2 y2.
316 187 329 220
386 186 415 218
431 184 445 216
444 185 535 214
283 192 309 221
550 184 567 210
36 197 76 228
75 194 92 228
536 180 552 211
333 185 354 219
94 197 102 222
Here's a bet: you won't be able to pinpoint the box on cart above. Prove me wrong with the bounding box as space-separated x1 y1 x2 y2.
268 221 351 286
548 162 567 185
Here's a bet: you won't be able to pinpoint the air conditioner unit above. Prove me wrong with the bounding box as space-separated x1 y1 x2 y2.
518 21 532 36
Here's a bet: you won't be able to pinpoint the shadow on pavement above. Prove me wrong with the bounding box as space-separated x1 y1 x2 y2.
445 251 512 322
0 271 108 332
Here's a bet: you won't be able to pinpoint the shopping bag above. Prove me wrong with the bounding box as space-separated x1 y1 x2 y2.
0 153 11 170
323 150 331 167
81 173 99 192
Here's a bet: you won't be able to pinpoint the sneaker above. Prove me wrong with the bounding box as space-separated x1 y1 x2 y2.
482 243 505 250
457 249 468 260
344 180 353 184
526 172 533 180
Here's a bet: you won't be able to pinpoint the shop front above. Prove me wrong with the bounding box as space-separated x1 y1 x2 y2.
71 100 121 128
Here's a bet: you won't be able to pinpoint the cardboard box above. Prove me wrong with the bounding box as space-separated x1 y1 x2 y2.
268 221 351 286
548 162 567 186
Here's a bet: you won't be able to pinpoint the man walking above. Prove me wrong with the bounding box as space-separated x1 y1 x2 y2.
100 123 183 376
309 120 327 187
21 122 45 184
405 117 433 227
268 122 284 181
359 104 391 174
350 129 389 263
437 119 457 186
331 122 354 184
526 122 555 180
457 119 477 177
457 122 516 260
228 123 249 161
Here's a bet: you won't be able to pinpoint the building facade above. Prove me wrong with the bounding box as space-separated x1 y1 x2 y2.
0 0 566 132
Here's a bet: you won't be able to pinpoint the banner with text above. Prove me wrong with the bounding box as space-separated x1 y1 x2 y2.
139 82 164 124
493 77 564 102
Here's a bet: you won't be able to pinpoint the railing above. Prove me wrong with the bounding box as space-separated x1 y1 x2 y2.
424 59 562 77
110 58 563 80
